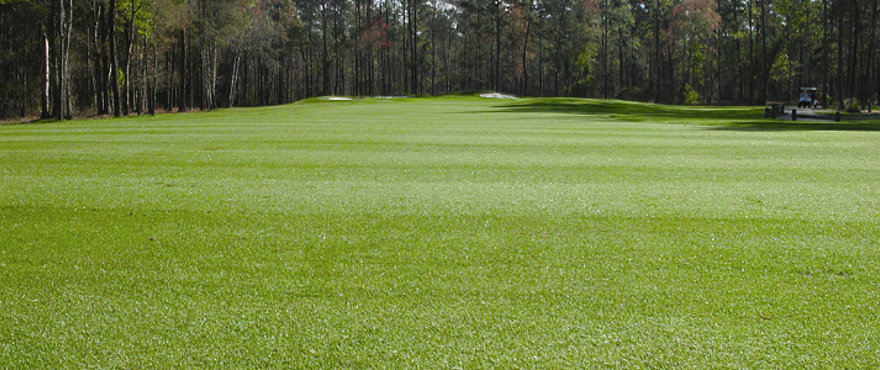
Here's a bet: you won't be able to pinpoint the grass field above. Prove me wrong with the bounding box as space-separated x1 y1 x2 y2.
2 96 880 366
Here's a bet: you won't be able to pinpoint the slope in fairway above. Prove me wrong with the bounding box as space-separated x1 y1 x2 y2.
1 97 880 366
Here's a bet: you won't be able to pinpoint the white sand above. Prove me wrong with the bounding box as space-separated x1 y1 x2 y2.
326 96 353 101
480 92 518 99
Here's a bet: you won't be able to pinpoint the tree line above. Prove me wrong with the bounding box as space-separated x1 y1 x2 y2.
1 0 878 119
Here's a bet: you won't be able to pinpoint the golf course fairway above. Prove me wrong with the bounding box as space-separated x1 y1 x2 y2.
2 96 879 366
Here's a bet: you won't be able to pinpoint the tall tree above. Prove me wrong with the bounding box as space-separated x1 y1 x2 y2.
3 0 880 119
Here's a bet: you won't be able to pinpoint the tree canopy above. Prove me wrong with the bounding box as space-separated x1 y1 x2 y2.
1 0 878 119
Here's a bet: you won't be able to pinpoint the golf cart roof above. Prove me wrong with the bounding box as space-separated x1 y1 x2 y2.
800 87 818 92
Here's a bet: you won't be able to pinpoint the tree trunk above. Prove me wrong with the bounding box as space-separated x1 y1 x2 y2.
521 11 531 96
618 27 625 98
494 1 501 92
41 31 50 119
62 0 73 118
601 0 609 99
88 2 100 114
109 0 121 117
354 0 362 96
732 0 744 102
759 0 767 102
820 0 830 107
848 0 860 101
836 6 845 108
95 0 110 115
653 0 661 102
122 3 139 116
321 5 330 95
430 2 436 96
151 38 158 115
48 0 60 119
178 29 188 112
747 0 754 103
869 0 879 111
410 0 418 95
229 54 241 107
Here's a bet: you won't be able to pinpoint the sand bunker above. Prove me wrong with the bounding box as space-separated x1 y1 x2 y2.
326 96 353 101
480 92 518 99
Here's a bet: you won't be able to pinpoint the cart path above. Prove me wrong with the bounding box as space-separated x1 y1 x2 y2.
779 108 835 122
779 108 880 122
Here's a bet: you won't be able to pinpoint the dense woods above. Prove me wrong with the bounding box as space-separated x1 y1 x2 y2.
1 0 878 119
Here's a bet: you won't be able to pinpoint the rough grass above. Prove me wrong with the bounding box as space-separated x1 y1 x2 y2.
2 97 880 367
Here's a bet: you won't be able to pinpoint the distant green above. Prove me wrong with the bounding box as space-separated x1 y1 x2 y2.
2 96 879 367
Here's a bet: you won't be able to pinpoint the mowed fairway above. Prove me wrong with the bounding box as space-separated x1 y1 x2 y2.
2 97 880 366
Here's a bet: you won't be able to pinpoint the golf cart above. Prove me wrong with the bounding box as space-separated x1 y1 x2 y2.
798 87 818 108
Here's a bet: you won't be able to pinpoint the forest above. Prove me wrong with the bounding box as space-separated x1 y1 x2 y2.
0 0 878 119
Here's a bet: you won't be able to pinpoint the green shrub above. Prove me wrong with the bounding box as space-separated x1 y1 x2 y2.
684 85 701 105
846 99 861 113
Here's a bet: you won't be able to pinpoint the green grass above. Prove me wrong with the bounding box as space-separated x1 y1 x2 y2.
2 96 880 366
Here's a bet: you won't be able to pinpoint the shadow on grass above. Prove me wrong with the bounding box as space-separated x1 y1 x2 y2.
0 118 59 126
710 121 880 131
492 98 761 121
490 98 880 131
